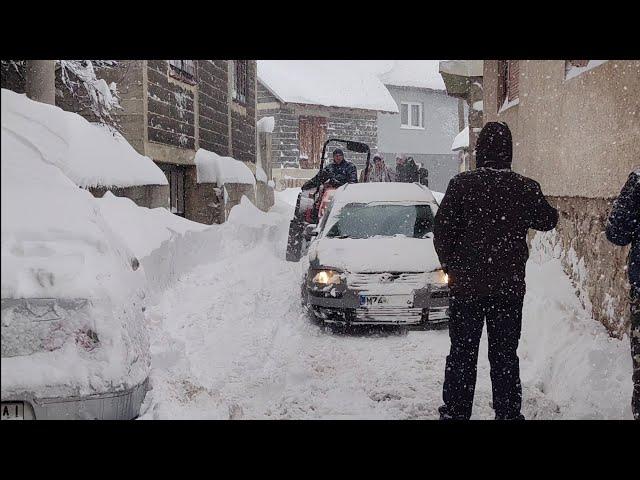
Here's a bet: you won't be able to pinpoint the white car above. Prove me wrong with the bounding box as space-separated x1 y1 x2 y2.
1 126 150 420
301 182 450 329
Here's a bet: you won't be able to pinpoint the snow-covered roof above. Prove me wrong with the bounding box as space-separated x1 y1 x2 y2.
439 60 484 78
332 182 436 206
194 148 256 186
0 89 168 188
378 60 446 90
257 61 399 113
451 126 469 151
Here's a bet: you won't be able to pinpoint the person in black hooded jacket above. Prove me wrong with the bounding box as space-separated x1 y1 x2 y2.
605 168 640 420
433 121 558 420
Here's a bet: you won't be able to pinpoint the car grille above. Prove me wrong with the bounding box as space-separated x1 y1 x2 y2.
354 306 424 324
347 272 428 291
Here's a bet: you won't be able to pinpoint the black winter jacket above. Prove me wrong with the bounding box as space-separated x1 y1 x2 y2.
302 160 358 190
433 122 558 297
606 169 640 295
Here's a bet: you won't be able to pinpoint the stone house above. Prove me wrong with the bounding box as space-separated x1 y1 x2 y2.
1 60 265 224
256 61 398 188
376 61 462 192
481 59 640 337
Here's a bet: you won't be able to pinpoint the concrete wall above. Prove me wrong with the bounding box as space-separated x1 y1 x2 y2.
377 85 460 155
483 60 639 198
483 60 640 336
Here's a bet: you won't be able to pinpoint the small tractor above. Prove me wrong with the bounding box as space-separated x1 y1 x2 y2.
285 138 371 262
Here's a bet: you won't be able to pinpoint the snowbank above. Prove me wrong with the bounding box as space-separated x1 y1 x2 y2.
275 188 301 207
257 116 275 133
0 89 167 188
519 231 634 419
96 192 209 259
257 61 398 113
194 148 256 186
451 126 469 151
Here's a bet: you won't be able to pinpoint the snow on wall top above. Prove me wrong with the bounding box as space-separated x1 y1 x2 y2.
377 60 446 90
257 116 275 133
194 148 256 186
257 61 399 113
1 89 167 188
331 182 436 206
451 126 469 151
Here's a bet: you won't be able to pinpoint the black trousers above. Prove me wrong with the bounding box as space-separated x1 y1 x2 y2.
631 291 639 420
440 294 524 420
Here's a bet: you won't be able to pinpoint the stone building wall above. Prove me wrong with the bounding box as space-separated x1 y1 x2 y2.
548 196 631 337
257 82 379 169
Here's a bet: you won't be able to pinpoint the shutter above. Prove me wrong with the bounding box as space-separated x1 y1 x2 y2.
298 116 327 169
507 60 519 101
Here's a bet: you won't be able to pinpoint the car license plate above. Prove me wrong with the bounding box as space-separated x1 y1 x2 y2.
1 402 24 420
359 295 413 307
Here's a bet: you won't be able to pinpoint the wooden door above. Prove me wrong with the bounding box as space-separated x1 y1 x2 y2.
298 116 327 169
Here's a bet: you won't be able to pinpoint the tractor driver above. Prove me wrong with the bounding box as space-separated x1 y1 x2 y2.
301 148 358 190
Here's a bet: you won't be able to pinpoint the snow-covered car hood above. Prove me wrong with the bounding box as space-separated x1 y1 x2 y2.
309 236 442 273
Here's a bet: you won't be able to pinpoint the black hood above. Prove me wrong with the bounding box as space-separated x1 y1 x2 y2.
475 122 512 169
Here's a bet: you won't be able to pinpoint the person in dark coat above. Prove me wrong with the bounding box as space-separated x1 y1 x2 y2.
433 121 558 420
396 156 420 183
301 148 358 190
418 164 429 187
605 168 640 420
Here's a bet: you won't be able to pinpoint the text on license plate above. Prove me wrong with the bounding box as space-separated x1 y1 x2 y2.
1 402 24 420
359 295 413 307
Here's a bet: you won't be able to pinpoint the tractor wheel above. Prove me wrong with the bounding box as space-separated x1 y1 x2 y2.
286 218 305 262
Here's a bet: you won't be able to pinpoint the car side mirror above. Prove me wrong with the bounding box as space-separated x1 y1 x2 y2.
304 224 319 240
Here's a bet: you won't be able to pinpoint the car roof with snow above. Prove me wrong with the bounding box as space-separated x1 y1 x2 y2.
331 182 436 206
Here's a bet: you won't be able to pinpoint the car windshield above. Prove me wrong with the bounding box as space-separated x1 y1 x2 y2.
325 203 435 239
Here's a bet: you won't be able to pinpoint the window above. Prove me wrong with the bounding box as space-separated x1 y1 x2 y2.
159 164 186 217
168 60 196 85
497 60 519 112
232 60 249 104
400 102 423 129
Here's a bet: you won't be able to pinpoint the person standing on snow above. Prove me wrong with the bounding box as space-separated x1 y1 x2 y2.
396 155 420 183
362 153 393 182
301 147 358 190
605 168 640 420
433 121 558 420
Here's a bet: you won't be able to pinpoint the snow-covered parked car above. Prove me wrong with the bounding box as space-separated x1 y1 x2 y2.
1 94 151 420
301 182 449 328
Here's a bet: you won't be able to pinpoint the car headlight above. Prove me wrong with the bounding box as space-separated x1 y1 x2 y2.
432 269 449 285
312 269 342 285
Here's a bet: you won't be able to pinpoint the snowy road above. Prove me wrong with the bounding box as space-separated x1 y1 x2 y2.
139 194 634 420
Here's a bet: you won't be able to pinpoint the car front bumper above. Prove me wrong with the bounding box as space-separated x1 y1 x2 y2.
305 284 449 326
1 379 148 420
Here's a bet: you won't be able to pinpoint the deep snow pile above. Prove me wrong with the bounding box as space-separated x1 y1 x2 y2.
1 124 149 398
0 89 167 188
96 192 209 259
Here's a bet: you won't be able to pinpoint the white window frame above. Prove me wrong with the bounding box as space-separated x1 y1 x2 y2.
400 102 424 130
